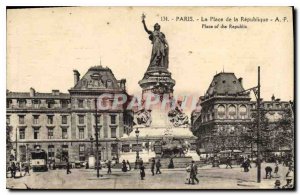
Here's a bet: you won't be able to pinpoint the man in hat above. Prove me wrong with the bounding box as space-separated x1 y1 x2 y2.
283 167 294 189
151 158 155 176
156 159 162 174
190 160 199 185
274 180 281 189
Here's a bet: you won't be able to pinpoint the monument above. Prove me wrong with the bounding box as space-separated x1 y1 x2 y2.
120 14 198 166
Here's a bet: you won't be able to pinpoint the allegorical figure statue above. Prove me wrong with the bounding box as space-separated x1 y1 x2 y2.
142 14 169 69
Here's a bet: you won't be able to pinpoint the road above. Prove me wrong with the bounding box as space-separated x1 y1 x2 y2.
6 163 292 189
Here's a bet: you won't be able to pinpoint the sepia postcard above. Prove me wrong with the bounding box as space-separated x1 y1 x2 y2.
6 6 294 190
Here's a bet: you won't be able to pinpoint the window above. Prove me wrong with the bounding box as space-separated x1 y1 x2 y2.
78 115 85 124
48 128 54 139
111 127 117 138
95 115 101 124
239 105 247 119
61 115 68 124
48 145 55 160
6 99 12 108
6 115 10 125
62 145 69 160
19 99 26 108
110 115 116 124
19 128 25 139
111 144 118 157
122 144 130 152
33 115 39 124
61 100 68 109
79 127 84 139
217 105 225 119
62 128 68 139
79 145 85 161
78 100 84 108
32 100 40 108
47 115 54 124
33 128 39 139
228 105 236 119
19 115 25 124
47 100 55 109
106 80 113 88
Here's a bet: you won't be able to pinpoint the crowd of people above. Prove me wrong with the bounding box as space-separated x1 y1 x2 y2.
7 161 30 178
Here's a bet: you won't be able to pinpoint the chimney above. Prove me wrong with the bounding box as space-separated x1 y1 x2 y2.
238 77 243 86
73 70 80 86
30 87 36 97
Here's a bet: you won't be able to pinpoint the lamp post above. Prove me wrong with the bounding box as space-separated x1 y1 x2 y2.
238 66 261 183
90 136 94 155
94 98 101 178
135 128 140 160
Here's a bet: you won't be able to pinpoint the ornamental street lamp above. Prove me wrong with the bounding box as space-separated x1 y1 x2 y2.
90 136 94 155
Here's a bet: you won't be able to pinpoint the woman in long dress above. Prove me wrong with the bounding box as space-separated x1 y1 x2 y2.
142 15 169 69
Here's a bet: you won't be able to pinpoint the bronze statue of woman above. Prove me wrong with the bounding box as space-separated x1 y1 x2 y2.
142 14 169 69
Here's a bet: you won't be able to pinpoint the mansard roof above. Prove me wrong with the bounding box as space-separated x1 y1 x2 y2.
205 72 244 96
6 91 70 99
70 65 125 92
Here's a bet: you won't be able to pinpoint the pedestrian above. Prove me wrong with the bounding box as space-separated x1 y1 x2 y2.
265 166 272 179
23 163 30 176
274 180 281 189
126 160 131 171
140 162 145 180
107 160 112 174
151 158 155 176
10 162 16 178
283 167 294 189
274 162 279 177
185 164 191 184
122 159 127 172
241 160 247 172
168 158 174 169
190 160 199 184
225 157 232 169
66 161 71 174
246 158 252 168
155 159 162 174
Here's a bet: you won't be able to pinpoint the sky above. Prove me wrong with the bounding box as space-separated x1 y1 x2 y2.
7 7 294 104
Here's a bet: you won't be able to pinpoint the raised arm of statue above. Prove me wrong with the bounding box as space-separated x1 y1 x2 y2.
142 14 152 34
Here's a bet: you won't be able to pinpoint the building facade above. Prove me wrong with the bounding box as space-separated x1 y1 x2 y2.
191 72 293 155
7 66 133 164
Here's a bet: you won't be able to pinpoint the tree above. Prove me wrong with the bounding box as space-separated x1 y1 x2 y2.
272 109 294 156
6 123 13 163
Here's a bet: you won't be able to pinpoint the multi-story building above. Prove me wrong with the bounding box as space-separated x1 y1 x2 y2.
191 72 252 153
191 72 293 155
7 66 133 163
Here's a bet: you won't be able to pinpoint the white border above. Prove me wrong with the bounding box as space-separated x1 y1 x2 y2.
1 1 299 195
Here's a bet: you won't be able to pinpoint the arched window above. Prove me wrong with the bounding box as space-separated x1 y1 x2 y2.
217 105 225 119
239 105 247 119
106 80 113 88
228 105 236 119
